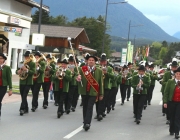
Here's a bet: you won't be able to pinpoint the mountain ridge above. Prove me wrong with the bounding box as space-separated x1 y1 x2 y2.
33 0 179 42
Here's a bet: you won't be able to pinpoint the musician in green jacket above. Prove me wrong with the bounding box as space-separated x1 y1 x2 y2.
42 54 55 109
163 67 180 139
110 66 122 110
76 55 104 131
148 64 158 105
162 61 178 124
120 65 131 105
0 53 12 118
131 65 150 124
53 58 72 118
97 53 114 118
16 51 35 116
31 51 46 112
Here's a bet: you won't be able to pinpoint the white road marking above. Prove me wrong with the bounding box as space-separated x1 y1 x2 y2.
63 125 83 139
159 101 163 105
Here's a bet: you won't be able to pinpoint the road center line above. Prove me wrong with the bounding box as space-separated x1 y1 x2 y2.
63 125 83 139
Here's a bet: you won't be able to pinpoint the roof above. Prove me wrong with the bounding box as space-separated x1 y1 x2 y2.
111 52 121 58
79 45 97 53
30 24 90 43
15 0 49 12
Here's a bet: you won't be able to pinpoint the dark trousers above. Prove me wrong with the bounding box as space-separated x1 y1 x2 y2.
127 85 131 99
133 94 146 119
57 88 66 113
109 87 118 107
42 81 51 106
53 83 57 102
54 91 59 104
82 95 96 124
120 84 128 103
169 101 180 134
144 87 150 106
71 86 79 108
65 85 76 111
148 85 155 103
31 81 42 108
98 89 110 113
0 86 7 116
20 85 31 111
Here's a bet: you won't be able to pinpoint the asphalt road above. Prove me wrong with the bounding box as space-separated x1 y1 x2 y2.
0 82 173 140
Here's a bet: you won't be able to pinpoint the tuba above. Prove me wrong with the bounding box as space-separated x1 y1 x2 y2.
19 54 34 80
56 66 65 80
33 54 46 79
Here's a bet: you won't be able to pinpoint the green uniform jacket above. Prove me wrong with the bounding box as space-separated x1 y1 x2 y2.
16 61 35 85
149 71 158 85
131 74 150 94
163 79 177 103
77 66 104 96
53 69 72 92
112 74 122 88
161 71 172 93
70 67 77 86
35 60 46 83
104 66 114 89
1 65 12 90
49 63 56 81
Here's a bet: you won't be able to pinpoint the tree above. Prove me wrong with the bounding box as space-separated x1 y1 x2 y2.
158 47 167 60
69 16 111 57
50 15 68 26
32 10 51 24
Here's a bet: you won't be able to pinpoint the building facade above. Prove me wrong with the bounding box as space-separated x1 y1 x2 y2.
0 0 48 74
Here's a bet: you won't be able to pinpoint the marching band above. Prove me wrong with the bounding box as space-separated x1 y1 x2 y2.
1 49 180 137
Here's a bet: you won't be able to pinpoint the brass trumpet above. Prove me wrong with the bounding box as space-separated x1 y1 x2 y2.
19 54 34 80
100 65 107 79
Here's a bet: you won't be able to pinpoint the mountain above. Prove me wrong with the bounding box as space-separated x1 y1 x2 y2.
173 32 180 39
33 0 180 42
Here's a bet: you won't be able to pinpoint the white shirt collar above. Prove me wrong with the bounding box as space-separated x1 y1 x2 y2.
139 75 144 78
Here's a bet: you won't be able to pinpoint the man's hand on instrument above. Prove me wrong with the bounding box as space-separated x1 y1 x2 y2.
76 75 81 82
17 70 21 75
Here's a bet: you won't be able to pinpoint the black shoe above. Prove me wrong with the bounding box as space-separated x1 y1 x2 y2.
43 105 48 109
97 115 103 121
163 113 165 116
102 113 106 117
107 110 110 114
175 134 180 139
31 107 36 112
66 110 70 114
71 107 75 112
136 119 140 124
121 103 124 105
170 132 174 136
20 110 24 116
83 124 90 131
112 107 115 110
57 112 63 118
144 106 147 110
166 120 170 125
127 98 129 101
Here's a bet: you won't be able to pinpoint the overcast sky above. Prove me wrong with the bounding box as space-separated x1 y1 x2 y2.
127 0 180 36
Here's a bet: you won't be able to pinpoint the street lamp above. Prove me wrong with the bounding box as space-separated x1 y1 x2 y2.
102 0 128 53
127 20 143 42
36 0 43 51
